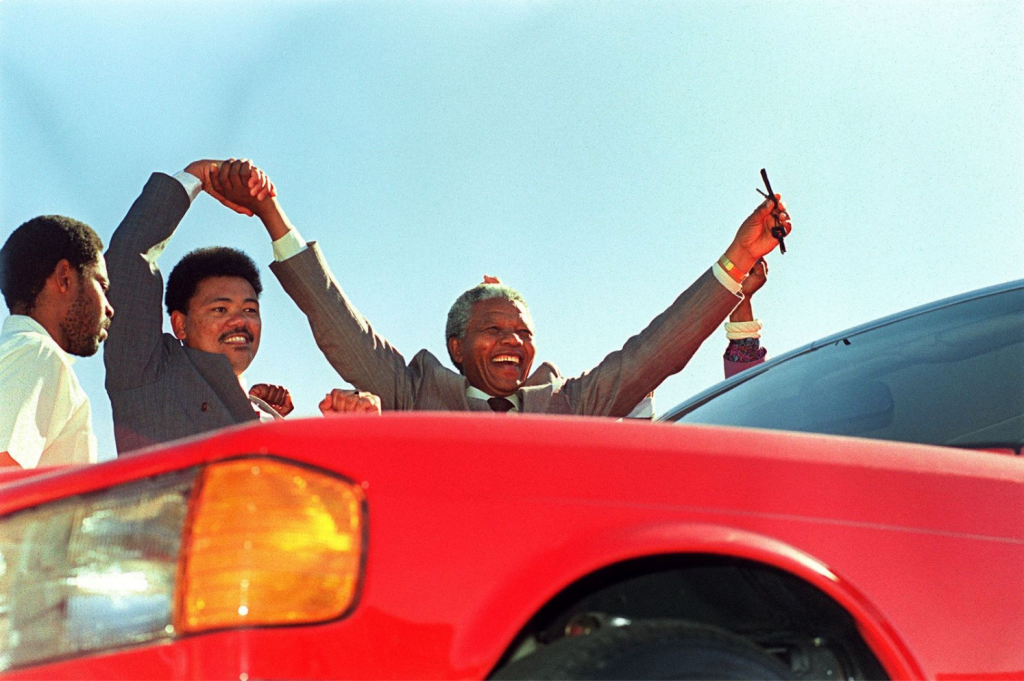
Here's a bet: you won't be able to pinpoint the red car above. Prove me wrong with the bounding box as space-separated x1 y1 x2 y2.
0 412 1020 680
1 281 1022 680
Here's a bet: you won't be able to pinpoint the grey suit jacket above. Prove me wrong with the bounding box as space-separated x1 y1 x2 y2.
104 173 261 454
271 243 741 417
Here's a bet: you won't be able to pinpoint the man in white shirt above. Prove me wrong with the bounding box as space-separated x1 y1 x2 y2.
0 216 114 468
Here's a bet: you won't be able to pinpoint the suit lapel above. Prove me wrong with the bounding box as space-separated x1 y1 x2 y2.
183 346 260 424
521 361 564 413
454 376 488 411
520 385 552 414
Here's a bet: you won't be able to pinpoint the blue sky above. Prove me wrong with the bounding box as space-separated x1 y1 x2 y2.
2 0 1022 460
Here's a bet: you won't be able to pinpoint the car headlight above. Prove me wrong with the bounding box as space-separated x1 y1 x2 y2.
0 457 365 671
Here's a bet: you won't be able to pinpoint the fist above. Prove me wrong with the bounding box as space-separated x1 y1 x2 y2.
319 389 382 416
740 258 768 298
249 383 294 417
734 196 792 261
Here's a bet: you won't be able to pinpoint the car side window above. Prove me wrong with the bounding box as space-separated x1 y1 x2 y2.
673 289 1024 448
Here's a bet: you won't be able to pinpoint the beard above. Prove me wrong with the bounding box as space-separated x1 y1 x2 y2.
60 287 108 357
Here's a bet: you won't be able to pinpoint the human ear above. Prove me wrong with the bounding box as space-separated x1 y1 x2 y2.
170 311 188 340
52 260 74 293
447 336 464 365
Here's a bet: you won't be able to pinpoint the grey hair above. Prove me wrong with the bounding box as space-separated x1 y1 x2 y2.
445 283 530 370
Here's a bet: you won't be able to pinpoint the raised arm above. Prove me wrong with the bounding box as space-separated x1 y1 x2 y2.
724 259 768 378
562 196 792 417
104 172 193 391
211 160 424 410
104 161 271 392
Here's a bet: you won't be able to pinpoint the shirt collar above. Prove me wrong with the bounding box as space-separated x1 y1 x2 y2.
2 314 76 365
466 384 521 411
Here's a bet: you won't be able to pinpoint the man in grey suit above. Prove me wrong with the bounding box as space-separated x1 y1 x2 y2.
104 160 380 454
211 159 792 417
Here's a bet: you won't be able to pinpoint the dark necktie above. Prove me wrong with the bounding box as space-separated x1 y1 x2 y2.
487 397 516 413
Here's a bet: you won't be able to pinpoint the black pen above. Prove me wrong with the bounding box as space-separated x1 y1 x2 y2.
759 168 786 254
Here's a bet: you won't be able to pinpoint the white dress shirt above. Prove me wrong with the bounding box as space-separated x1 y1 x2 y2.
0 315 98 467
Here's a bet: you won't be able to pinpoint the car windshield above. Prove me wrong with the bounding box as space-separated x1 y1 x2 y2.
668 287 1024 450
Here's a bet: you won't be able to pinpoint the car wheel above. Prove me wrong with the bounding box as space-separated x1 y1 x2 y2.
492 620 795 680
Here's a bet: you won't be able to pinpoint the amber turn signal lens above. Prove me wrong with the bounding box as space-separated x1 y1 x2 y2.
176 458 364 633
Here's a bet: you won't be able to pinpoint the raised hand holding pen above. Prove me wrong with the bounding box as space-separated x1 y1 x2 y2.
719 178 792 285
757 168 788 254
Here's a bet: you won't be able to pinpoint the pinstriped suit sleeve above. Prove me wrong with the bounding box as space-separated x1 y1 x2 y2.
559 269 742 417
104 173 191 392
269 243 428 410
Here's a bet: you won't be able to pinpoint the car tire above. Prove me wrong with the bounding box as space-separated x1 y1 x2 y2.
492 620 795 680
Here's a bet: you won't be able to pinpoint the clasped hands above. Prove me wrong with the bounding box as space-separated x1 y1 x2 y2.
184 158 276 217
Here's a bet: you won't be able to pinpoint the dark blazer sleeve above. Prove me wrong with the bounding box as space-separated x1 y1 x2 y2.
560 269 741 417
104 173 191 392
270 243 464 410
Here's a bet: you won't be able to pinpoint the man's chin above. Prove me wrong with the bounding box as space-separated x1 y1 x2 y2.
487 366 526 385
226 350 255 375
69 337 102 358
73 345 100 358
484 378 523 397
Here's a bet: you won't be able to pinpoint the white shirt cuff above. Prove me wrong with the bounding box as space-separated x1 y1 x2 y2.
712 262 743 294
172 171 203 203
272 229 308 262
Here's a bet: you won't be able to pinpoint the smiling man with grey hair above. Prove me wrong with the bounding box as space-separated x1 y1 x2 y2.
441 279 538 409
445 282 528 348
218 161 793 416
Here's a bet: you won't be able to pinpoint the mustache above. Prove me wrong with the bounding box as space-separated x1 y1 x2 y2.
218 327 254 343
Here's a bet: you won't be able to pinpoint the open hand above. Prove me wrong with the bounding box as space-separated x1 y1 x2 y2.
319 389 382 416
249 383 294 417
